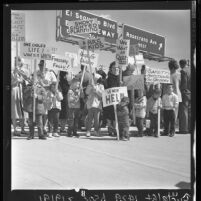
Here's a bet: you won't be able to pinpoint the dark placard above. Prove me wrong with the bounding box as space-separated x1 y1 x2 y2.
123 25 165 56
59 10 118 44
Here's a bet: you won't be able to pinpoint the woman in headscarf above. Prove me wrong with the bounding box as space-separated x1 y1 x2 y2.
11 56 26 136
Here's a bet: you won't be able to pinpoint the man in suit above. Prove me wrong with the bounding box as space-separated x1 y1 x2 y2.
177 59 191 134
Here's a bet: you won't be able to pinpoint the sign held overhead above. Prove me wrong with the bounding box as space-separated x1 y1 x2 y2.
79 37 105 50
11 12 25 41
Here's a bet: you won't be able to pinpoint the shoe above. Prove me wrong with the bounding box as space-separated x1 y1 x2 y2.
154 133 159 138
13 131 21 137
27 135 34 140
161 132 168 136
47 133 53 138
60 129 66 133
94 131 100 137
176 131 189 134
39 136 47 140
53 133 60 137
21 130 28 135
73 132 79 138
121 137 129 141
169 132 175 137
86 131 91 137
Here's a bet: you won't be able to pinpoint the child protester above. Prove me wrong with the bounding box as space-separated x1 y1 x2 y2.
67 78 83 137
23 82 47 140
146 88 162 137
117 96 130 141
162 83 179 137
46 82 63 138
134 89 147 137
85 73 105 137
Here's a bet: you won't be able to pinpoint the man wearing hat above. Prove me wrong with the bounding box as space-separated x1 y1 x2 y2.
177 59 191 134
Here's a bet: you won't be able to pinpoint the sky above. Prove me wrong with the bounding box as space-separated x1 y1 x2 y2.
11 9 190 74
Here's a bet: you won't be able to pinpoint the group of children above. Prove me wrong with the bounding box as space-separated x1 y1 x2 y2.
21 70 178 140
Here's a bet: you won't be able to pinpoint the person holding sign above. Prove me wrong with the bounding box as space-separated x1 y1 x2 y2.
104 61 120 136
11 56 27 136
85 73 105 137
23 77 47 140
134 89 147 137
46 82 63 137
67 78 83 137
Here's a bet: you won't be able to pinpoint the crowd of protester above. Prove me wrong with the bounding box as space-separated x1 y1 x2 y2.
11 57 191 141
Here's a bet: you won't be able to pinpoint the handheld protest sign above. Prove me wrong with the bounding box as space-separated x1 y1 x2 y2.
86 38 94 86
33 59 37 123
102 87 128 141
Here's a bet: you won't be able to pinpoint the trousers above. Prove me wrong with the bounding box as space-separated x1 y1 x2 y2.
48 108 60 133
163 109 175 134
67 108 80 134
86 108 101 132
28 112 44 137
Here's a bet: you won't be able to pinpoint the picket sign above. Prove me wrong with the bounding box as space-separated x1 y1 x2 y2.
79 37 105 51
157 98 161 137
20 42 57 60
102 87 128 140
11 12 25 42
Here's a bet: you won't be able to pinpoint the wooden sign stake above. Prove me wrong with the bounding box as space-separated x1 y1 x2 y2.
114 104 120 141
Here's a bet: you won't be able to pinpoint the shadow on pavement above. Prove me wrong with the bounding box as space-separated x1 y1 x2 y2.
175 181 191 189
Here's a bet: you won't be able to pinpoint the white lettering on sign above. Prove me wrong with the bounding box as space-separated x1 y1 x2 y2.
145 68 170 83
65 19 99 35
78 49 98 70
20 42 56 59
79 37 105 50
11 12 25 41
116 39 130 67
102 87 128 107
46 54 71 72
123 75 144 90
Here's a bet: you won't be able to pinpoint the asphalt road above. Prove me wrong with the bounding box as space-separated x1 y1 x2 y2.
11 128 191 190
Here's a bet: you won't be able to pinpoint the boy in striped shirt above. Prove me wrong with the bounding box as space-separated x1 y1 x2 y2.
162 83 179 137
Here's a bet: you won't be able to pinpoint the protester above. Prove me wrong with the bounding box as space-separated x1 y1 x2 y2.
146 88 162 137
59 71 70 133
23 79 47 140
96 68 107 127
117 96 130 141
177 59 191 134
76 65 92 130
46 82 63 137
104 61 120 136
161 83 179 137
141 65 150 98
168 60 182 122
134 89 147 137
67 78 83 137
37 60 56 136
85 73 105 137
11 56 27 136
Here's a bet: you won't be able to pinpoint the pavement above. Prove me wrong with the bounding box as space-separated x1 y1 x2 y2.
11 127 191 190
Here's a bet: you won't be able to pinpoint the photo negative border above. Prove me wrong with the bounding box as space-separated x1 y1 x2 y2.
3 1 196 201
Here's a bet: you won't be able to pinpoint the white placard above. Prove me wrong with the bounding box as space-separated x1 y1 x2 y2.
116 39 130 67
102 87 128 107
20 42 56 59
79 37 105 50
78 49 99 71
145 68 170 83
46 54 71 72
11 12 25 41
134 54 144 64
